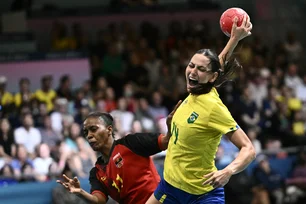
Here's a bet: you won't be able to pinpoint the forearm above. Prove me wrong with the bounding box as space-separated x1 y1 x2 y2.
224 145 256 175
218 37 239 66
77 189 105 204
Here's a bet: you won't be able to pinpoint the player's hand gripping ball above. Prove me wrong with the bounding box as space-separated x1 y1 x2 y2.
220 7 249 37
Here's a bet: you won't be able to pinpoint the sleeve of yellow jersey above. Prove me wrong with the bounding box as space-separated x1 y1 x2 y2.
208 102 239 135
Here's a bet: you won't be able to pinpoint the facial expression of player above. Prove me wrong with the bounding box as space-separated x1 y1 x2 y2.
83 117 113 152
185 54 218 94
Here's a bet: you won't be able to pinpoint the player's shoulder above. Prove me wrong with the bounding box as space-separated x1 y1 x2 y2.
89 166 98 178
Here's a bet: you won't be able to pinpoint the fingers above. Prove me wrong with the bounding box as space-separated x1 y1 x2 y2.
203 172 214 178
202 172 214 185
73 176 80 183
63 174 71 182
202 177 214 185
242 14 247 27
246 22 253 32
56 180 64 185
57 180 70 190
231 17 238 30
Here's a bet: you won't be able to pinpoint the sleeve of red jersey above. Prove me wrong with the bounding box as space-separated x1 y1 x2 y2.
119 133 164 157
89 168 108 201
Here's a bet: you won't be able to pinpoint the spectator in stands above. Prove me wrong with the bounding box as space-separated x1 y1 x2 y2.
284 63 302 93
144 49 162 92
238 87 260 132
122 83 137 113
247 128 262 154
285 148 306 203
295 73 306 103
291 111 306 145
10 144 33 179
19 161 35 183
64 122 81 153
111 97 134 136
102 44 125 94
148 91 168 122
51 21 77 51
70 137 96 179
134 97 157 132
104 87 117 113
0 163 18 186
252 154 285 204
34 75 57 112
283 31 303 62
39 115 62 153
74 101 91 126
14 78 33 108
57 75 74 101
0 118 15 158
216 135 239 169
14 113 41 155
247 72 268 110
51 98 74 134
157 64 179 111
261 87 279 134
0 76 14 108
33 143 54 182
33 102 48 128
126 51 149 96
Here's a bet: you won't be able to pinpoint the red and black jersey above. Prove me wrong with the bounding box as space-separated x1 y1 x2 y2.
89 132 165 204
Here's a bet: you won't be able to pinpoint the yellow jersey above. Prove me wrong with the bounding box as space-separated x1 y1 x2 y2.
14 93 34 107
0 91 14 105
163 88 238 195
34 89 57 111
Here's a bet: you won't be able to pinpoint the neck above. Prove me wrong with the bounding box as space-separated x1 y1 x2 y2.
100 138 114 158
24 126 31 131
189 83 213 95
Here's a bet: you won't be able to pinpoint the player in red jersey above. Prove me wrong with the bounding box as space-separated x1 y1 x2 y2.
56 101 181 204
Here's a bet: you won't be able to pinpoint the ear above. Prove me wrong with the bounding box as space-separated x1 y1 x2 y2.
209 72 218 83
107 125 113 137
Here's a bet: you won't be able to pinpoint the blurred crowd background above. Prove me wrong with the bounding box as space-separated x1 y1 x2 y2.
0 0 306 204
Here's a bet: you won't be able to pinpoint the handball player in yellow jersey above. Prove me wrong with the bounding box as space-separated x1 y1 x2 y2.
147 16 256 204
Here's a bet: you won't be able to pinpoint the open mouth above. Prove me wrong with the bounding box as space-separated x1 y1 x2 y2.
188 78 199 86
89 141 97 147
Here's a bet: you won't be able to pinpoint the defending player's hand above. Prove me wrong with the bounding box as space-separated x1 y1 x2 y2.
231 14 252 41
202 169 232 189
56 174 81 193
166 100 182 130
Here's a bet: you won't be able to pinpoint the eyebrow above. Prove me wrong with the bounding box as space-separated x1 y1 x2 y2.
189 62 210 70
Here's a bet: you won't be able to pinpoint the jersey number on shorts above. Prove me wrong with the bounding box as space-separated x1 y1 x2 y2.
171 122 179 144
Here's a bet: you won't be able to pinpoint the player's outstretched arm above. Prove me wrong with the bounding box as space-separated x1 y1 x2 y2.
159 100 182 150
218 14 252 67
57 174 106 204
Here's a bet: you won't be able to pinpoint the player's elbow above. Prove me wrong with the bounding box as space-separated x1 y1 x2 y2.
246 144 256 162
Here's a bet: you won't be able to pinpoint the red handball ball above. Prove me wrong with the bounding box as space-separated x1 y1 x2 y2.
220 7 249 37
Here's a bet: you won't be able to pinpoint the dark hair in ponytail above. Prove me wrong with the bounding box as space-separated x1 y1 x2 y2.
196 49 242 88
